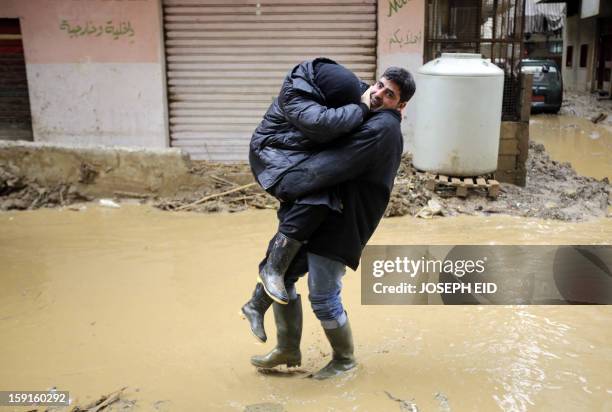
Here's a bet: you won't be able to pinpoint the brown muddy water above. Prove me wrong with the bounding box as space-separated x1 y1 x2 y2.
530 115 611 180
1 205 611 411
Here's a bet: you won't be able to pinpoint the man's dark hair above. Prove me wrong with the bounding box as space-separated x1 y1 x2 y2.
382 67 416 103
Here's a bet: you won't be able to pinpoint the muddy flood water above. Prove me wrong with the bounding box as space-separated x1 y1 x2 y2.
1 114 611 411
1 204 611 412
530 114 611 181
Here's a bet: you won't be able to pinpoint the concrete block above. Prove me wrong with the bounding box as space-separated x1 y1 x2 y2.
495 169 517 185
499 139 519 155
517 122 530 164
520 74 534 122
500 122 519 140
497 155 517 171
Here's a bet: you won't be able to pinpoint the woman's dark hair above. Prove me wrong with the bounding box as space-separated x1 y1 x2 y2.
382 67 416 103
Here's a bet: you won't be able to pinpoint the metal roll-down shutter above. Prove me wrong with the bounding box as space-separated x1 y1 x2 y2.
163 0 377 161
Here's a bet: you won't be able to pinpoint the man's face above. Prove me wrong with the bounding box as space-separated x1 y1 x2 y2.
370 77 406 112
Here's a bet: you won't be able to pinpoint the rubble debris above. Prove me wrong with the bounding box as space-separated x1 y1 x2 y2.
0 164 90 211
384 142 610 221
384 390 419 412
2 141 609 222
434 392 451 412
560 91 612 127
591 113 608 124
99 199 120 209
79 162 99 184
28 387 136 412
154 161 278 213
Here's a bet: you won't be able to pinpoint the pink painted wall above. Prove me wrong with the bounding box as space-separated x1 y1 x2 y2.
0 0 169 148
0 0 162 64
377 0 425 73
377 0 426 152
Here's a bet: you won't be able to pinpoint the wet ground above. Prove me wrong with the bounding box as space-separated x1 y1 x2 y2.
1 205 611 411
1 112 611 411
530 114 611 181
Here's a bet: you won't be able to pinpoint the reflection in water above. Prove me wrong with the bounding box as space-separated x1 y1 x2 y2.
530 115 612 180
0 206 610 411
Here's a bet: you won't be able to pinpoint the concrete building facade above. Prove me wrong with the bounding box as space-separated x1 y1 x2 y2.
0 0 169 149
0 0 425 160
562 0 612 94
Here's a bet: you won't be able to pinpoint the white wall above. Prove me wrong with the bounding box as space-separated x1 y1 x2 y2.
562 15 598 92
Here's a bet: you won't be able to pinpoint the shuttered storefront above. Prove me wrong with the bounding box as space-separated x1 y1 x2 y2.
0 19 33 141
163 0 377 161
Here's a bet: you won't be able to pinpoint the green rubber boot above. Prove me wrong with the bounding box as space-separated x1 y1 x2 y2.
258 232 302 305
311 317 357 380
250 295 302 369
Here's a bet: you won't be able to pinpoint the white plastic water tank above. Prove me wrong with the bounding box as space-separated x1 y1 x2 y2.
413 53 504 176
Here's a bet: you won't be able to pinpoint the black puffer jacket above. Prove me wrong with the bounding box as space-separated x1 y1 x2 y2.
249 58 367 190
274 109 404 269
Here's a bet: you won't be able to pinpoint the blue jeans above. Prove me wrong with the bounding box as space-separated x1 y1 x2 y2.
285 252 347 329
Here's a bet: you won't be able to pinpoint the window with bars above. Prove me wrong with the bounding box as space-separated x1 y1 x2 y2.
424 0 527 121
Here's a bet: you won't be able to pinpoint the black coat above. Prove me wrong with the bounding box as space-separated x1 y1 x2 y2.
249 58 367 191
274 109 404 270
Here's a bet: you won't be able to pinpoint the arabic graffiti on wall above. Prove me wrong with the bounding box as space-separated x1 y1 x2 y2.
59 20 135 39
388 29 422 49
387 0 410 17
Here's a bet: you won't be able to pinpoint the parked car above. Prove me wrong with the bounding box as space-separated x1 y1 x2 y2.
518 59 563 113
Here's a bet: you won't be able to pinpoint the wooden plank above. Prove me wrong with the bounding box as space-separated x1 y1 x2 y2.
463 178 474 187
451 177 461 186
438 175 448 183
487 180 500 198
476 178 487 187
456 185 468 197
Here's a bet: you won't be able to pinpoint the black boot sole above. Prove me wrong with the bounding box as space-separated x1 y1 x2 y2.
251 360 302 369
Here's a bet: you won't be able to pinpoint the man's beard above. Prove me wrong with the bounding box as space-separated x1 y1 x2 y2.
370 95 383 110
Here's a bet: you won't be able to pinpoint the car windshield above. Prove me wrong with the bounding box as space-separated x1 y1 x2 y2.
520 64 560 84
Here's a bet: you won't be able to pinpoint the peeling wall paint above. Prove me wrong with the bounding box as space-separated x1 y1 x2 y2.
0 0 168 148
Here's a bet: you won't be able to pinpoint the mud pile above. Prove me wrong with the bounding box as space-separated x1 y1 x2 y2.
1 143 609 221
385 141 610 221
155 161 278 213
0 164 89 211
560 91 612 126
